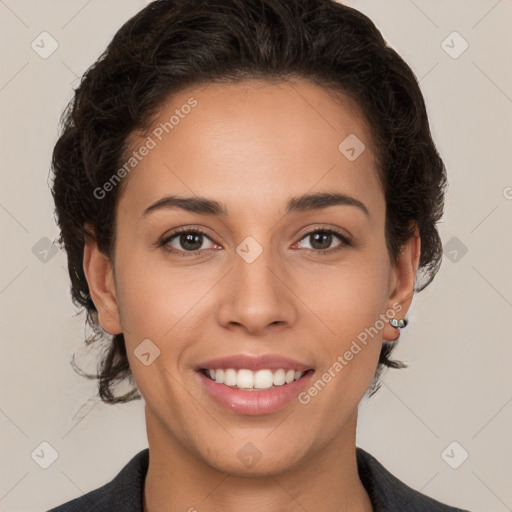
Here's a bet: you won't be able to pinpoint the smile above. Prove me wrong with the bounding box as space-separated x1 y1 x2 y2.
202 368 305 391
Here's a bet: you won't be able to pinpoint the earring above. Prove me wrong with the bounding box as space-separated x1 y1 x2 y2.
389 318 408 329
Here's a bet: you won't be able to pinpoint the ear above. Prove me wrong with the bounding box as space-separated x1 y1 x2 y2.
83 225 123 335
382 225 421 342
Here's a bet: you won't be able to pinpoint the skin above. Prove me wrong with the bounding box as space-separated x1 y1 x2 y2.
83 79 420 512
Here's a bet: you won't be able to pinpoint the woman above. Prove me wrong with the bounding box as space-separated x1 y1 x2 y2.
48 0 470 510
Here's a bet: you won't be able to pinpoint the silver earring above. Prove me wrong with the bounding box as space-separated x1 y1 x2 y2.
390 318 408 328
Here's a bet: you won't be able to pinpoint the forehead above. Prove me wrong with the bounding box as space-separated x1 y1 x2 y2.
118 79 383 220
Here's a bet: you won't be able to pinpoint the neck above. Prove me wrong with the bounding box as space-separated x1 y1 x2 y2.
143 408 372 512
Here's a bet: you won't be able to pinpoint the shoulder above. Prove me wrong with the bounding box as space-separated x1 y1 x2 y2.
46 449 149 512
356 447 472 512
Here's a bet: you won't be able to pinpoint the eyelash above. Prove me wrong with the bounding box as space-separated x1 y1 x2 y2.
159 226 351 257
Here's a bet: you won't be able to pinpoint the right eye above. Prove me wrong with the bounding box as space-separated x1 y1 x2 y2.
160 228 220 256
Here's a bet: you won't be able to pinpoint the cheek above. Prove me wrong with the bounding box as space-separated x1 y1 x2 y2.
114 256 205 410
114 252 200 337
307 254 390 332
297 265 389 418
304 252 391 389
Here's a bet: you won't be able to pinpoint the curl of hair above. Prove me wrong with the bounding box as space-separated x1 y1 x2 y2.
51 0 447 403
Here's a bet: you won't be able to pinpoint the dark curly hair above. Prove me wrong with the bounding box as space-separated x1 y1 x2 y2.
51 0 447 404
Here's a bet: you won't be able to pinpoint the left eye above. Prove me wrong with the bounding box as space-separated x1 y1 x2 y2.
295 229 348 252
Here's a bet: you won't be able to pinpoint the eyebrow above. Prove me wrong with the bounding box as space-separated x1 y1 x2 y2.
141 191 370 218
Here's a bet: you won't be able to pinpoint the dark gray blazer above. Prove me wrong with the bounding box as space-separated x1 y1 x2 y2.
47 447 471 511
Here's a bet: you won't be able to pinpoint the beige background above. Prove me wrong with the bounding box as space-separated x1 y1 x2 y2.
1 1 511 511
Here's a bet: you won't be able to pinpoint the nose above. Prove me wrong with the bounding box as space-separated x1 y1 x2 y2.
216 245 297 336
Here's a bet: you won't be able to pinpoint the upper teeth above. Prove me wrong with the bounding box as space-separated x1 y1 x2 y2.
206 368 304 390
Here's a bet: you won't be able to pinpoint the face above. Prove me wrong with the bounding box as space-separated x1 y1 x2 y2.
85 79 418 476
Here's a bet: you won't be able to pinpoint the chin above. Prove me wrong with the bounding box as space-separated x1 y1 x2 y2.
203 451 303 478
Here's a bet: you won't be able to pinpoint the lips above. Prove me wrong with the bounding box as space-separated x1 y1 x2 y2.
196 354 312 372
195 354 315 415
